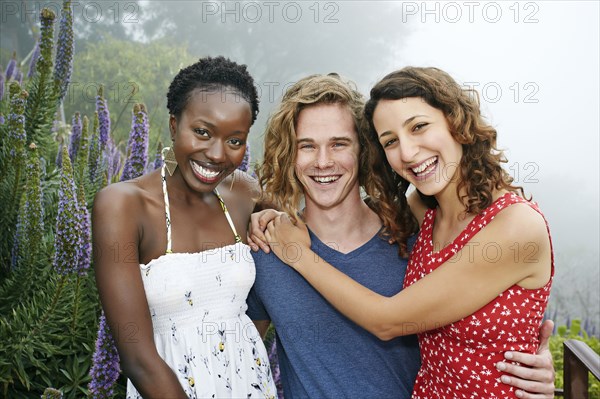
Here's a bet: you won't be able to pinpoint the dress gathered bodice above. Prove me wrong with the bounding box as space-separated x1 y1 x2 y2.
126 165 276 399
404 192 554 399
139 243 255 332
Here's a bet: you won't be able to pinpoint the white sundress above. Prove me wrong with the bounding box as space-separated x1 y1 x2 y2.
126 164 276 399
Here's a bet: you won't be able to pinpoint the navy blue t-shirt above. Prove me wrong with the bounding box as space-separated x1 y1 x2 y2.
247 229 420 399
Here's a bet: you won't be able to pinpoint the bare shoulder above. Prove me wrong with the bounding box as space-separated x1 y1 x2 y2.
481 200 552 287
92 173 159 221
488 201 549 245
93 180 142 216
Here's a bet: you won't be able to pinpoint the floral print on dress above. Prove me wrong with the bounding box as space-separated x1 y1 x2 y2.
127 244 276 398
126 164 276 398
185 291 193 306
405 192 554 399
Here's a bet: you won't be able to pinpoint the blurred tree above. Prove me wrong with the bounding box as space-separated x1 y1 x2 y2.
64 36 194 150
1 1 142 71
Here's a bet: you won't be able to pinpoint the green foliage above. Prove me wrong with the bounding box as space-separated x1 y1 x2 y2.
8 83 27 160
53 146 79 275
65 36 194 151
550 320 600 395
25 8 59 160
14 143 46 270
0 4 132 397
0 271 101 398
88 113 101 184
42 387 64 399
75 116 90 186
0 83 29 270
0 131 102 397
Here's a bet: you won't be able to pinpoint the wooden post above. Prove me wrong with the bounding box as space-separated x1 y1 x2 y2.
563 340 600 399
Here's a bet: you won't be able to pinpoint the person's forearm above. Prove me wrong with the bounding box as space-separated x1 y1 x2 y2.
124 356 188 398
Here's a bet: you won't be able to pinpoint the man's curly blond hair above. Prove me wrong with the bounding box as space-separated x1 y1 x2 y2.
258 74 418 257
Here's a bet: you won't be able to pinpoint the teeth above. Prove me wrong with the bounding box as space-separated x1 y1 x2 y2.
191 161 220 179
313 175 340 183
412 157 437 174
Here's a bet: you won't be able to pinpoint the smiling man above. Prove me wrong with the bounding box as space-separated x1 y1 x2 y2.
246 73 555 398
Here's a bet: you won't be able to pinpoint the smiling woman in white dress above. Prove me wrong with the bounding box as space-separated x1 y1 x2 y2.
92 56 276 399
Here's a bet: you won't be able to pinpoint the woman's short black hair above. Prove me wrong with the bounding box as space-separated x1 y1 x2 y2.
166 56 259 124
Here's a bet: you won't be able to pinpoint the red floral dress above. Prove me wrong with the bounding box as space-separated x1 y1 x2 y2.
404 192 554 399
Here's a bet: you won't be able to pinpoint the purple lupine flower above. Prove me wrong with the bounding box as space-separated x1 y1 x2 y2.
238 141 251 172
88 112 102 185
583 319 590 336
53 146 81 275
28 40 40 78
52 119 65 167
11 195 27 269
68 112 82 162
15 69 23 85
5 52 17 81
76 185 91 275
41 387 63 399
96 86 111 150
25 143 45 259
74 116 91 184
151 140 163 171
53 0 74 102
24 9 55 147
105 138 122 183
121 104 150 181
88 313 121 397
37 9 55 80
0 114 4 125
0 71 4 100
13 143 45 269
268 339 284 398
55 141 63 169
7 82 27 159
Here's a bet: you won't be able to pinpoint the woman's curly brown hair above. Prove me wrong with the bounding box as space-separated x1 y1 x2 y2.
258 73 416 257
364 67 527 231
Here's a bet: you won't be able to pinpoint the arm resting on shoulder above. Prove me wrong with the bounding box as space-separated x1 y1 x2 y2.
265 206 552 341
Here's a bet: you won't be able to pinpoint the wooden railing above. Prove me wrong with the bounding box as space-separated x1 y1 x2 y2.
554 339 600 398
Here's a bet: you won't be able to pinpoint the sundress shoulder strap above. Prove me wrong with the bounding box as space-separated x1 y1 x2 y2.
160 164 243 253
213 187 243 244
160 163 173 254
